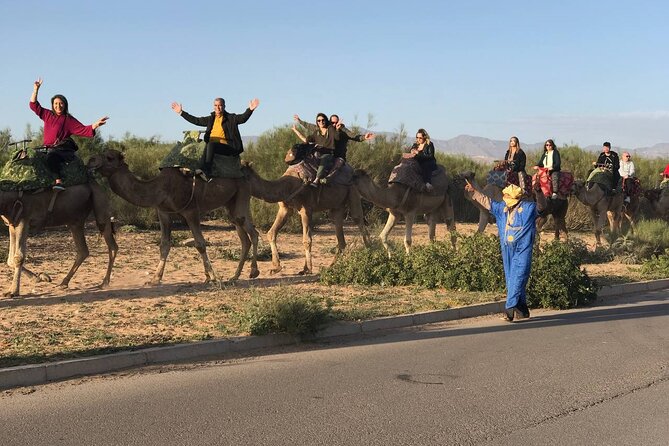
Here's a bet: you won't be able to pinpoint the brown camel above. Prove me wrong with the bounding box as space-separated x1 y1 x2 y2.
244 162 370 275
352 169 456 255
573 180 623 245
1 182 117 297
457 172 502 233
641 188 669 222
88 149 259 284
533 188 569 241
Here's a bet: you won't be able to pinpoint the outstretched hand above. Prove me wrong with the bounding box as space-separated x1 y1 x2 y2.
34 77 43 89
249 98 260 110
93 116 109 130
293 114 300 122
171 102 183 114
464 179 475 193
364 132 375 140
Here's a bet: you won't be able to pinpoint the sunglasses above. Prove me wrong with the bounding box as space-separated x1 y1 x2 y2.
316 119 326 122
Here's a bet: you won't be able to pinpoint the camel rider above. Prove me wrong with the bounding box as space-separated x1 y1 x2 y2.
403 128 437 192
504 136 527 191
619 152 635 203
30 77 109 190
294 113 340 187
534 139 561 199
171 97 259 181
592 141 620 192
295 114 374 180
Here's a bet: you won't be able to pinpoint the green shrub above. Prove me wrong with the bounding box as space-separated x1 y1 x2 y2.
321 234 504 292
567 238 614 264
639 249 669 279
237 290 333 337
527 240 599 309
453 234 505 291
321 242 414 286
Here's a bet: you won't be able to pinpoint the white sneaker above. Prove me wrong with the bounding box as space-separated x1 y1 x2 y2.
551 193 558 199
624 196 630 203
424 183 434 192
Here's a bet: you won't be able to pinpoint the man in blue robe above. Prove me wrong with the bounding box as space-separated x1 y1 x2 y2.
465 182 537 321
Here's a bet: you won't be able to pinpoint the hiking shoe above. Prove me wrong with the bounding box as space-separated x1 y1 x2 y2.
624 196 631 203
501 308 515 322
551 193 558 199
52 184 65 191
309 180 319 188
424 183 434 193
195 169 211 183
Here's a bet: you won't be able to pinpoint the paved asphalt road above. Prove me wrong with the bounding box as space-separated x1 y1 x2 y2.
1 291 667 445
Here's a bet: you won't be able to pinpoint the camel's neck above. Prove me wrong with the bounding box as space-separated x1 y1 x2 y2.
247 169 302 203
107 166 166 208
355 176 401 209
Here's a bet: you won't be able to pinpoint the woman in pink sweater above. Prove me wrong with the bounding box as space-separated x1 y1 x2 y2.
30 77 108 190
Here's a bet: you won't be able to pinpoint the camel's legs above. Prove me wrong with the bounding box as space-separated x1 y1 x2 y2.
59 222 90 289
229 185 260 279
298 207 313 275
7 221 28 297
90 180 118 287
230 220 251 281
150 211 174 285
426 213 437 242
348 189 371 247
441 196 457 247
243 217 260 279
379 211 398 257
98 221 118 288
4 225 43 280
182 210 218 284
403 211 416 254
590 208 602 246
331 208 346 256
267 202 291 274
477 210 490 233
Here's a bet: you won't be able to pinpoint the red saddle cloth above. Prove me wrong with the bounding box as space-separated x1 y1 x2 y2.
532 169 574 197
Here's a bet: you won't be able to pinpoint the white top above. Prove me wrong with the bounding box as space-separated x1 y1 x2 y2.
619 160 635 178
543 151 554 170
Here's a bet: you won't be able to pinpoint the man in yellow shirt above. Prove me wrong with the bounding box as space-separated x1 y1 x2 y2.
171 97 259 180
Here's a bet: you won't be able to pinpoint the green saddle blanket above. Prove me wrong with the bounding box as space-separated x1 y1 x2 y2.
586 167 614 188
0 148 89 191
160 137 243 179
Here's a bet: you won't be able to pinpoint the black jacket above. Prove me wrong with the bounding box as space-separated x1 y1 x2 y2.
504 149 526 172
180 108 254 154
535 149 561 172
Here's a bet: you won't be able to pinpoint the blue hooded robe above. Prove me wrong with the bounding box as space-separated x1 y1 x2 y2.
490 200 537 309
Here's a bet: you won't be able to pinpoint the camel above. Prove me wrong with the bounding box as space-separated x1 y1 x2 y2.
572 180 623 245
457 172 502 233
533 188 569 241
0 182 117 297
352 169 456 255
642 188 669 222
244 161 370 275
88 149 259 284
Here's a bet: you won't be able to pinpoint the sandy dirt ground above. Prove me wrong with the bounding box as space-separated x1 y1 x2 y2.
0 220 637 299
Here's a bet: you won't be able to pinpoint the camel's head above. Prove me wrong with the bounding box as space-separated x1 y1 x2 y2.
642 188 661 203
352 169 370 181
87 149 127 177
285 143 314 165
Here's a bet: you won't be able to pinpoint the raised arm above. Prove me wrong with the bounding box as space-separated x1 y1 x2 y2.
464 180 493 211
291 124 307 143
171 101 210 126
31 77 42 103
294 114 318 133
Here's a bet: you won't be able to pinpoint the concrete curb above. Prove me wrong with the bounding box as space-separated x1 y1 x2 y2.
1 279 667 390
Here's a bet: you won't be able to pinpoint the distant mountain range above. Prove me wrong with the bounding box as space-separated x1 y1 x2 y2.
243 134 668 162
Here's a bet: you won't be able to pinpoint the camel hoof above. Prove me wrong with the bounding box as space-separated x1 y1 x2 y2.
269 266 282 275
145 279 161 286
57 282 69 290
3 291 17 298
298 269 312 276
37 273 52 283
249 268 260 279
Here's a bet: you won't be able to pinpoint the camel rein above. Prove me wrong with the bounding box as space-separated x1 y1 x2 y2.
398 187 412 209
170 176 198 214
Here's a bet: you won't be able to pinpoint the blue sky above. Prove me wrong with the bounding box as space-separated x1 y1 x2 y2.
1 0 668 148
